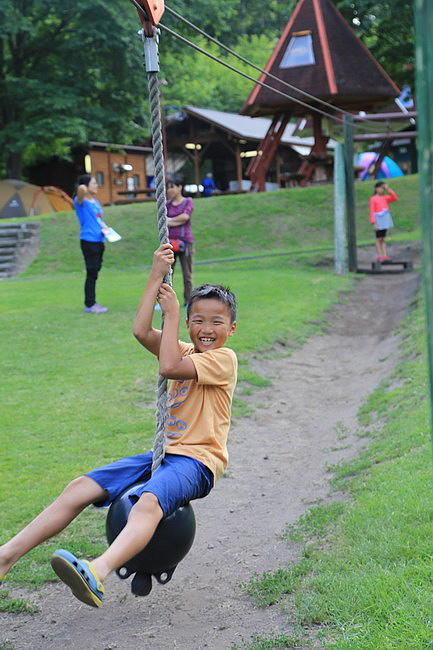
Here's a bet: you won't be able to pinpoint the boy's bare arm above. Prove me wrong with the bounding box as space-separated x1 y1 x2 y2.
157 284 198 380
133 244 174 356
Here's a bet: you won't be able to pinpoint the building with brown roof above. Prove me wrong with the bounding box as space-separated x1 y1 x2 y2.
241 0 400 189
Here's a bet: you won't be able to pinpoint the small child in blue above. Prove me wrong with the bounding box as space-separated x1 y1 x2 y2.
0 243 237 608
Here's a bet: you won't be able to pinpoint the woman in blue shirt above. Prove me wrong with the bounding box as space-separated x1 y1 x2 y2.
74 175 108 313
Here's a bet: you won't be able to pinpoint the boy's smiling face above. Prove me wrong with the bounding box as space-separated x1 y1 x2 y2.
187 298 236 353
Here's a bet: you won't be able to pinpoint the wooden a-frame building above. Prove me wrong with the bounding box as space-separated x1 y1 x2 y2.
241 0 400 189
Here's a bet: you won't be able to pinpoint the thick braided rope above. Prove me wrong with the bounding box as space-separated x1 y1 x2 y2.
147 68 171 475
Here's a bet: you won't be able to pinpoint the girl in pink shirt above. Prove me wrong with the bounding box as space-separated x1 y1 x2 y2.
369 181 398 261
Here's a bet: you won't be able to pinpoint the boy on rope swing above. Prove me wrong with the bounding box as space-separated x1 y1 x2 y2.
0 243 237 608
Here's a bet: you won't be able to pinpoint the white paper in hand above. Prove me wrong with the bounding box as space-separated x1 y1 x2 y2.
104 227 122 243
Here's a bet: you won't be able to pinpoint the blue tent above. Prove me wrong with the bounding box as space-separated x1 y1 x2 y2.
357 152 405 180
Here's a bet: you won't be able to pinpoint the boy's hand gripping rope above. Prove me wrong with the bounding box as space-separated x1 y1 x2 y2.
141 27 170 475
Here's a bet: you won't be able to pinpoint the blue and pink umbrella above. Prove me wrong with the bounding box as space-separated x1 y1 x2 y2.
357 152 404 181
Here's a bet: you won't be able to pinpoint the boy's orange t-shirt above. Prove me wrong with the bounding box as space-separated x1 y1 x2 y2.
165 342 238 480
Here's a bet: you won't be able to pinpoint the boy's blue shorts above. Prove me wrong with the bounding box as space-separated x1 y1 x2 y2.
86 451 214 518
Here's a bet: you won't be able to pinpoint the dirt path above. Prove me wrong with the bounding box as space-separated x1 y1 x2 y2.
1 244 421 650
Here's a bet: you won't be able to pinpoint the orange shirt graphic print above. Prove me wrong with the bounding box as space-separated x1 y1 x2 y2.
166 381 190 437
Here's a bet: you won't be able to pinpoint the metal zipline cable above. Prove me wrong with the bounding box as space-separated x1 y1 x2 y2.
158 21 362 130
164 5 397 135
130 0 407 136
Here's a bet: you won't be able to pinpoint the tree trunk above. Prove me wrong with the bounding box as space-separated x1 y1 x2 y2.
7 151 22 179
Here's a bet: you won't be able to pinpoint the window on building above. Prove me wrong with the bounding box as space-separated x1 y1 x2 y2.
279 32 315 68
84 154 92 173
96 171 104 186
133 174 140 188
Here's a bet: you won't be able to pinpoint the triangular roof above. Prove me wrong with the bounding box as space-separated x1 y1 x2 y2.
242 0 400 117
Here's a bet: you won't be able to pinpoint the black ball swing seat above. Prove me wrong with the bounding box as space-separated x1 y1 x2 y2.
105 481 196 596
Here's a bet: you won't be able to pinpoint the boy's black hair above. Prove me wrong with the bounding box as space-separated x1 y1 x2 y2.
187 284 237 323
374 180 385 189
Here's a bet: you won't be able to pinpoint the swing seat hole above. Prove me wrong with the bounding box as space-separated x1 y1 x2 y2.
116 566 132 580
154 568 175 585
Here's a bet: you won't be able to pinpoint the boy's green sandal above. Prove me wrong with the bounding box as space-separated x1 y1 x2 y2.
51 549 104 608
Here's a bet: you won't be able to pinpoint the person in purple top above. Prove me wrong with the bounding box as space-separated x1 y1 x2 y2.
166 175 194 306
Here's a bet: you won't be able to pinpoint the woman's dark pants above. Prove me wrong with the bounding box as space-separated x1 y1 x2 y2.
80 240 105 307
172 242 194 305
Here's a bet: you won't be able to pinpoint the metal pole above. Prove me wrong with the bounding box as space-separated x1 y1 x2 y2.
334 143 346 275
414 0 433 439
344 115 357 272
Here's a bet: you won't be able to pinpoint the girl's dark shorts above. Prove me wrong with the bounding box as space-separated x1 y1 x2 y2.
375 229 387 238
86 450 214 517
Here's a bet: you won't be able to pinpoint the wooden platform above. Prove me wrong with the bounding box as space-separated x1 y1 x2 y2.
357 259 413 274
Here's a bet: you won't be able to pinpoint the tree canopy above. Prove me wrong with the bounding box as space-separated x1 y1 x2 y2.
0 0 148 177
0 0 415 180
159 0 414 114
335 0 415 90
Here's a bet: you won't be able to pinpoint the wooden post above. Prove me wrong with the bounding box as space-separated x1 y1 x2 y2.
311 113 327 154
372 140 391 178
344 115 357 272
275 153 282 187
414 0 433 437
193 148 200 196
334 143 346 275
107 150 113 203
235 144 243 191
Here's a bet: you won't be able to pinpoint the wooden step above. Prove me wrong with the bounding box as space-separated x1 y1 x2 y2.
0 222 39 278
371 259 413 272
357 259 414 275
0 237 20 247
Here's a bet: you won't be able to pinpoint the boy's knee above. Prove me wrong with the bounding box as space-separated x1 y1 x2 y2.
61 475 105 505
132 492 163 520
63 476 88 492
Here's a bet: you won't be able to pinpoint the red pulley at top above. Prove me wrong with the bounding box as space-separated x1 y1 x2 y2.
136 0 164 30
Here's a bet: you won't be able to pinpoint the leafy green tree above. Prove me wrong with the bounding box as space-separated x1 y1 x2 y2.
334 0 414 90
162 0 239 41
161 0 414 111
159 34 276 112
0 0 148 179
234 0 292 39
0 0 414 180
163 0 290 42
0 0 282 179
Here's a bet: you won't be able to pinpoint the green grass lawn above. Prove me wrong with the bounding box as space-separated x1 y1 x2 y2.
13 173 420 277
1 172 430 649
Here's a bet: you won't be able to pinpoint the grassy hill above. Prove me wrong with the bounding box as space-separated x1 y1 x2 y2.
13 174 421 277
